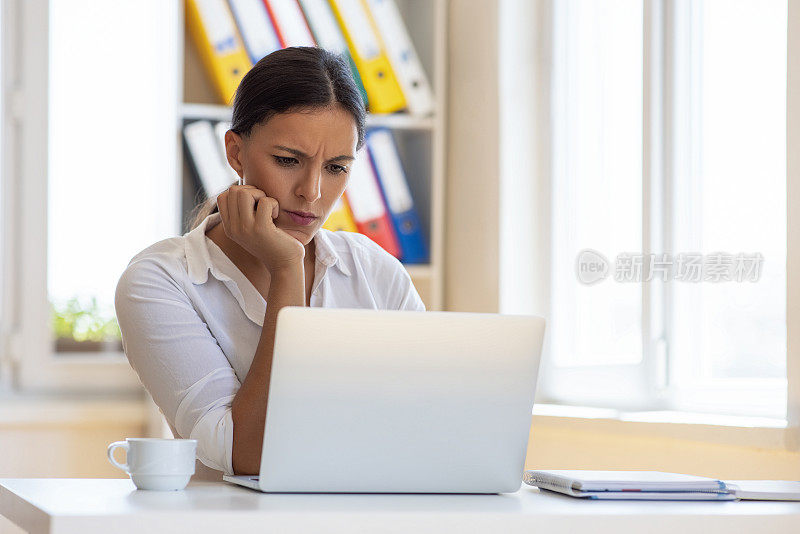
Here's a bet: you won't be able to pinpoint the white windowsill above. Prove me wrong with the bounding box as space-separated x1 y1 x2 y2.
0 393 794 451
0 392 147 426
532 403 794 451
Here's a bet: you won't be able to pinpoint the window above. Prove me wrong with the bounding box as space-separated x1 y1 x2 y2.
3 0 180 392
668 0 787 415
551 0 644 368
540 0 788 418
48 0 182 355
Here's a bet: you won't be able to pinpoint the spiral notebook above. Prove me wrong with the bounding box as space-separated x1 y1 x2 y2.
523 470 735 500
524 470 800 501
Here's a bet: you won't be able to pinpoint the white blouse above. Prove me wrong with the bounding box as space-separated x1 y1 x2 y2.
114 212 425 477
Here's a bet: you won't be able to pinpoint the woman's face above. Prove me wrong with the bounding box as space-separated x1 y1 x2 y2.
224 104 359 246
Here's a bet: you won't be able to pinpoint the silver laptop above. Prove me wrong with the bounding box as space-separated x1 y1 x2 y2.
223 306 545 494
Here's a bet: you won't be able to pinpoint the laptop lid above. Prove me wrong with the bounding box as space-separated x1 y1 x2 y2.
256 307 545 493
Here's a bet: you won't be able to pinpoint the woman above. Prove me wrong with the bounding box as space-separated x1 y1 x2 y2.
114 47 425 480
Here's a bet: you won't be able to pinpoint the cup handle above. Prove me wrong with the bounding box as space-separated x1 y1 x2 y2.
107 441 129 472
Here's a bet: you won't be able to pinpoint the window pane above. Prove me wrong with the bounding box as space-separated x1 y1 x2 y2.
671 1 787 387
551 0 644 366
48 0 177 352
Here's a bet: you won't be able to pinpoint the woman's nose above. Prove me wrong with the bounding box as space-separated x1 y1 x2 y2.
296 169 322 202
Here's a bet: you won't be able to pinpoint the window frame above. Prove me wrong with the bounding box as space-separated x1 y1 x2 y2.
0 0 181 393
786 0 800 439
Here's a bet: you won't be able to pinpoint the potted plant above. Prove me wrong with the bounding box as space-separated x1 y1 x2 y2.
50 296 123 353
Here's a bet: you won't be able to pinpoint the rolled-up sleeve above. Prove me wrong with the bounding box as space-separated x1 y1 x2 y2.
114 259 240 475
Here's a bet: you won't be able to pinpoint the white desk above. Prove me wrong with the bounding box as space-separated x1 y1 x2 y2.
1 478 799 534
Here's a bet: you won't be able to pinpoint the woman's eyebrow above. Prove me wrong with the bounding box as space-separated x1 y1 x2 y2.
273 145 355 163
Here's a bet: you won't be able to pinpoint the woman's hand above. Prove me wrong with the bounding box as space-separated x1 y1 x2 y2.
216 184 305 273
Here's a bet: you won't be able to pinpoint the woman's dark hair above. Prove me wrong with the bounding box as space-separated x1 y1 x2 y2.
187 46 367 230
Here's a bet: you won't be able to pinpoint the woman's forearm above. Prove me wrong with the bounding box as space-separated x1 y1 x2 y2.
231 262 305 475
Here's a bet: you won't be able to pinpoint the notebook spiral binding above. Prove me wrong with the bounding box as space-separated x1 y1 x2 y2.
522 471 730 495
523 471 578 494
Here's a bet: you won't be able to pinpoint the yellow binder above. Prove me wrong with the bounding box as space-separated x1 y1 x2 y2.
185 0 252 105
323 196 359 232
328 0 406 114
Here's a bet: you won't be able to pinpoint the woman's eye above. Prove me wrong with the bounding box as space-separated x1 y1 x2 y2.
273 155 298 167
327 164 348 175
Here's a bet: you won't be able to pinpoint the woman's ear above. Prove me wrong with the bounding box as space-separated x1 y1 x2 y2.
224 130 245 180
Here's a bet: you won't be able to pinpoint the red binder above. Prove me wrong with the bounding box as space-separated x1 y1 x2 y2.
262 0 316 48
344 148 401 258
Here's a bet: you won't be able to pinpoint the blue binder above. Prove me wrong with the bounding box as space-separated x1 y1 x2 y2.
365 128 429 264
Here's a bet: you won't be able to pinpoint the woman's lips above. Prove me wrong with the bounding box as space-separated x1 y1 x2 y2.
286 210 318 226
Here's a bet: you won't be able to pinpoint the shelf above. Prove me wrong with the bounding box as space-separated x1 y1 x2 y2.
404 264 433 279
179 0 446 311
367 113 435 130
181 102 232 121
180 103 435 130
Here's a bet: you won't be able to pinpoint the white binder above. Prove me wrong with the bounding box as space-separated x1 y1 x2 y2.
364 0 434 116
265 0 316 47
183 120 235 197
297 0 348 54
365 129 413 213
213 121 241 184
345 148 386 222
227 0 281 63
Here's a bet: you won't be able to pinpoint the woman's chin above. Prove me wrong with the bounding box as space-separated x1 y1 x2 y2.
281 226 312 244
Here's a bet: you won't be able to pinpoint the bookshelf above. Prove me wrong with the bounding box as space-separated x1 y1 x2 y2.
176 0 447 311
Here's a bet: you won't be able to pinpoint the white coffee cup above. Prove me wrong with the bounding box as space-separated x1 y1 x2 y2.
107 438 197 491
